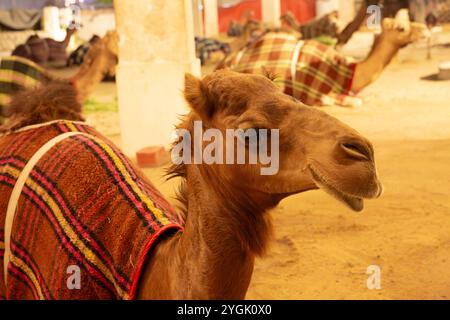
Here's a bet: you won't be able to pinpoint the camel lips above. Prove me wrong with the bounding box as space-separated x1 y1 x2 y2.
171 120 280 176
309 165 364 212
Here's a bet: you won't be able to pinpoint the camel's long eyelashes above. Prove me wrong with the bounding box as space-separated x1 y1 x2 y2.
238 118 265 129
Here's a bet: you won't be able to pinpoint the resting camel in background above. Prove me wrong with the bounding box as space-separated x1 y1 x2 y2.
11 27 77 66
280 10 340 40
0 69 382 299
221 10 427 107
0 30 118 123
227 19 266 53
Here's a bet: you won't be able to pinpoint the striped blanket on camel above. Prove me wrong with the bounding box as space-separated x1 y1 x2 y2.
0 120 182 299
224 32 362 107
0 56 51 123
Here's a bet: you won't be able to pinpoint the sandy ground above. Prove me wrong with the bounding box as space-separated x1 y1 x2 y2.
63 34 450 299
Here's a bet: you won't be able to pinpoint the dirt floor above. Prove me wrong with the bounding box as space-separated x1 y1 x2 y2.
63 33 450 299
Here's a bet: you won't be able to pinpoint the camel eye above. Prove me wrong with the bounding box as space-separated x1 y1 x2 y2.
237 128 257 141
237 127 270 149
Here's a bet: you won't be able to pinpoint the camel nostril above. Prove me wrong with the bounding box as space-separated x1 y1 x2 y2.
341 141 372 161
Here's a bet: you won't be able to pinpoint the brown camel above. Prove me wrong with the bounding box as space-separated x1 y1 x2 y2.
70 30 118 102
0 31 118 122
221 10 427 107
138 71 382 299
352 10 427 91
0 69 381 299
11 27 77 65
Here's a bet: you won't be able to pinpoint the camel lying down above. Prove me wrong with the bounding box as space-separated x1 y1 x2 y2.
0 70 382 299
0 31 118 124
223 10 428 107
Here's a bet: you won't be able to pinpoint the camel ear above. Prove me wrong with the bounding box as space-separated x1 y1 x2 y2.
261 66 277 81
395 9 410 22
393 9 411 32
184 73 214 119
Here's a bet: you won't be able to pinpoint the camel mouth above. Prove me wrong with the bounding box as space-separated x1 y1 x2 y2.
308 165 364 212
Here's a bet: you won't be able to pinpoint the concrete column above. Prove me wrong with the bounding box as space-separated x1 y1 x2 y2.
192 0 205 37
203 0 219 37
114 0 201 156
316 0 339 17
262 0 281 28
338 0 355 28
42 6 65 40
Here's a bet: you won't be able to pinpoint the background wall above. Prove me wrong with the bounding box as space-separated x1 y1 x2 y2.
0 0 112 10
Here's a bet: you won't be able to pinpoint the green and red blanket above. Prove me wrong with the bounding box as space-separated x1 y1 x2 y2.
225 32 362 107
0 56 52 123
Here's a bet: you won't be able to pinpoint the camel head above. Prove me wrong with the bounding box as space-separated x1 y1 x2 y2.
102 30 119 57
182 70 382 212
82 30 118 77
381 9 429 47
71 30 119 102
99 30 119 77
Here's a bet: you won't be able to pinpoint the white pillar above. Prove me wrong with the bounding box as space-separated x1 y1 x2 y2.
203 0 219 37
114 0 201 156
192 0 205 37
43 6 64 40
316 0 339 17
262 0 281 28
338 0 355 27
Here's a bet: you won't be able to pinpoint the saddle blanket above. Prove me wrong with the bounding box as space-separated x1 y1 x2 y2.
0 120 182 299
0 56 51 122
226 32 362 107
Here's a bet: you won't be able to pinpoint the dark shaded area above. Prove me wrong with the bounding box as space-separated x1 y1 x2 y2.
421 73 449 81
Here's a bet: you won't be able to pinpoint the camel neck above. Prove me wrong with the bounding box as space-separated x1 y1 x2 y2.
352 35 401 92
71 53 106 102
366 35 400 68
175 164 274 299
62 30 73 48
